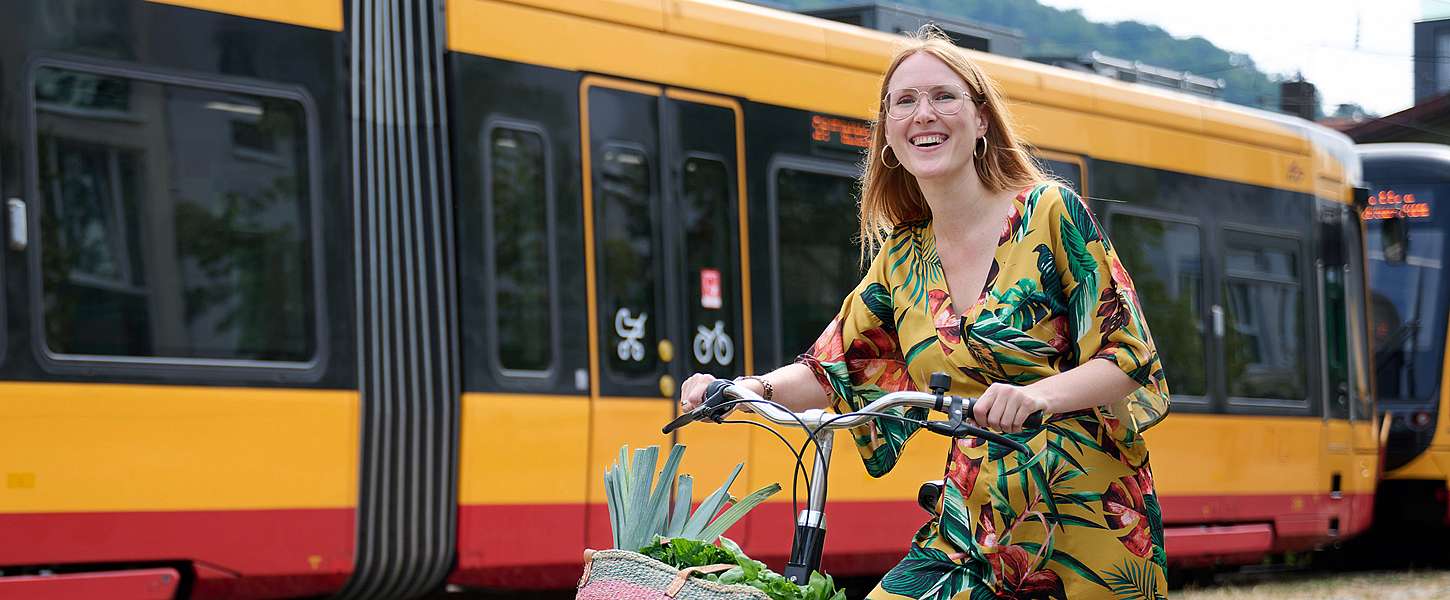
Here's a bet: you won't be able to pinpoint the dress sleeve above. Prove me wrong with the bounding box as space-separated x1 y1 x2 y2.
1051 185 1171 446
795 243 922 478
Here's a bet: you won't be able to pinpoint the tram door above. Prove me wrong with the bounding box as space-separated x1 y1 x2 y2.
582 78 753 549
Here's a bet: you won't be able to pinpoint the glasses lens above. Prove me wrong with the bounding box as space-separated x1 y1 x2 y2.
886 90 918 119
930 86 965 115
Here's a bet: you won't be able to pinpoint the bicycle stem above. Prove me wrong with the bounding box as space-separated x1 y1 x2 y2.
784 425 832 584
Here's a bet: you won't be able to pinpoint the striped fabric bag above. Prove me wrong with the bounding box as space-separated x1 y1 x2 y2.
576 549 769 600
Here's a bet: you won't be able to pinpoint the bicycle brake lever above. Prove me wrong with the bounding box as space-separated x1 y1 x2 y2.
661 379 736 434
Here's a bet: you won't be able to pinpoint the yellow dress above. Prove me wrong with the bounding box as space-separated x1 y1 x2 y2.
797 183 1171 599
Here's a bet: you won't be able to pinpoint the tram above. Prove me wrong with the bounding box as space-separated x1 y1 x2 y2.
1357 143 1450 533
0 0 1377 597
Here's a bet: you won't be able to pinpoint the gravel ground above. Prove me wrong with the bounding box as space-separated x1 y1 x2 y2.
1176 570 1450 600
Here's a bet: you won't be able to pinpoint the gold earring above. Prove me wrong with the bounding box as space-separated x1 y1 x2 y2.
881 146 901 169
974 137 987 159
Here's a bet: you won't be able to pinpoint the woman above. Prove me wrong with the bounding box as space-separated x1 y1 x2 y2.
680 28 1170 599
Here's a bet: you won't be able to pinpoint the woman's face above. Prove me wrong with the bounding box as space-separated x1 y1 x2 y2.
883 52 988 183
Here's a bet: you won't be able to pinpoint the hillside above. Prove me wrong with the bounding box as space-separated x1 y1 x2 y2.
758 0 1286 113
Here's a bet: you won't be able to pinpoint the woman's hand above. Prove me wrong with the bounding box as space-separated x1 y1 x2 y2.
679 373 764 416
972 382 1050 433
678 373 720 413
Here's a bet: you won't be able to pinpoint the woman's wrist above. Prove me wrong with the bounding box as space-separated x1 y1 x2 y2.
734 375 773 401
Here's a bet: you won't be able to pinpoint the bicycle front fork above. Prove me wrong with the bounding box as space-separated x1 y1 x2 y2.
784 425 833 584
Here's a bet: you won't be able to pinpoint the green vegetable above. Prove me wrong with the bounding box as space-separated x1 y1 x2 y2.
639 536 848 600
604 444 782 551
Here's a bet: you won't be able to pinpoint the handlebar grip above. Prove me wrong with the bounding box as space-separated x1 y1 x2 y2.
963 396 1045 430
702 379 733 414
661 378 737 434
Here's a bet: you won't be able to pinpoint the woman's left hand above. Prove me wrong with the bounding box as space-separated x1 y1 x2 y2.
972 382 1051 433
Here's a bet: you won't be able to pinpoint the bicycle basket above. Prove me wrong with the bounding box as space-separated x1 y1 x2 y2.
576 549 769 600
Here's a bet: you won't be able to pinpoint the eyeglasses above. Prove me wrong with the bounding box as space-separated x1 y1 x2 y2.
883 84 983 120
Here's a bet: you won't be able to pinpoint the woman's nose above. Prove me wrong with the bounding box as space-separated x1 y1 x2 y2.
912 100 938 123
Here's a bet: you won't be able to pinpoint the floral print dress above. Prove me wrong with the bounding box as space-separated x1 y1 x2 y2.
797 183 1171 599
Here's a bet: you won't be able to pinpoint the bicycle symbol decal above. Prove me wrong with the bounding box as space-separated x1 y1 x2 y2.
693 321 734 366
615 308 648 362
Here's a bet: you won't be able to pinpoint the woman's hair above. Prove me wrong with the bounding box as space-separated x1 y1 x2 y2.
858 25 1046 258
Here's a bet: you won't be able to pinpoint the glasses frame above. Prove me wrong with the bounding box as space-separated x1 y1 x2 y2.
882 84 985 120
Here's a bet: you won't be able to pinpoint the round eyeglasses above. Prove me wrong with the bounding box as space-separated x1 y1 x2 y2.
884 84 983 120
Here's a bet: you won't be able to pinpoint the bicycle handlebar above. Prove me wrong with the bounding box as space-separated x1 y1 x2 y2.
660 375 1046 585
663 378 1043 439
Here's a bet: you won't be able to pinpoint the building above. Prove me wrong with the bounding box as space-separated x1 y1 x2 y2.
1415 2 1450 102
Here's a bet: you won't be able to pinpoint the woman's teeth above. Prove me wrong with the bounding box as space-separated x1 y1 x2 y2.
912 134 945 147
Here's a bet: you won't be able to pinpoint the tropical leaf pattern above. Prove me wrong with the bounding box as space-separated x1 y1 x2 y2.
797 183 1170 598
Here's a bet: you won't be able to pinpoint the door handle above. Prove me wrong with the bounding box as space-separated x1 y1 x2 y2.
6 198 25 251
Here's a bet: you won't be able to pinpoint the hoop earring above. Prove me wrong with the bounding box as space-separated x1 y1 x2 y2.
974 136 987 159
881 146 901 169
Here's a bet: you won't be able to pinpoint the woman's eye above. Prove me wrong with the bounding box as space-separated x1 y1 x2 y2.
935 92 958 101
896 96 917 105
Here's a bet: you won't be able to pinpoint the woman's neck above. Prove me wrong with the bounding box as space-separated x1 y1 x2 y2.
918 165 1006 234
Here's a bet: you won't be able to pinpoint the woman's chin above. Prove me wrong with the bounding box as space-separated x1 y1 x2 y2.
905 160 962 181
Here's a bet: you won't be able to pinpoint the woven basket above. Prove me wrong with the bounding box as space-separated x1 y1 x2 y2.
576 549 770 600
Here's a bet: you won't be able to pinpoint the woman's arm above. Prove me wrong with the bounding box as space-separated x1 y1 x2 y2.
678 363 831 414
972 358 1141 433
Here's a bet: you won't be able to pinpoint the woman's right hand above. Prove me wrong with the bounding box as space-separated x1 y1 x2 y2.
678 373 722 413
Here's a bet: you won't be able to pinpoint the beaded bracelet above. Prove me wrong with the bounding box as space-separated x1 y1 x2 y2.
734 375 774 402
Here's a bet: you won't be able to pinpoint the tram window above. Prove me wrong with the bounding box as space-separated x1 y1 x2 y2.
775 168 859 358
1366 225 1445 404
489 127 554 373
33 66 316 362
1037 158 1083 195
1108 214 1207 397
598 147 656 378
1222 239 1306 401
682 157 739 378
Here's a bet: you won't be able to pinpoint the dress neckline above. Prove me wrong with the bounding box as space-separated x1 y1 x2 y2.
926 185 1034 327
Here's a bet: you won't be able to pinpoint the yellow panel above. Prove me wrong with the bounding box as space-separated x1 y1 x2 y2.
0 383 357 512
675 419 755 502
666 0 830 64
822 23 898 73
448 0 1327 195
734 413 1335 511
1202 106 1309 155
458 393 589 504
1388 443 1450 481
587 398 676 504
507 0 665 30
1145 414 1327 495
147 0 342 31
1035 71 1097 121
452 0 908 121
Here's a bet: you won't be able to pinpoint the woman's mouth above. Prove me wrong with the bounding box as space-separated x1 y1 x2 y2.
910 133 948 150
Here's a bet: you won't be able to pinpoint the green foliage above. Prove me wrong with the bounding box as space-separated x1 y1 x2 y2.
764 0 1285 111
604 444 782 552
639 536 848 600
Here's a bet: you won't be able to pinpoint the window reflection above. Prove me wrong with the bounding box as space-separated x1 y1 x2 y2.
1367 225 1445 404
490 128 553 373
597 148 655 378
35 66 315 362
1108 214 1206 396
682 158 738 377
776 168 859 359
1222 242 1305 400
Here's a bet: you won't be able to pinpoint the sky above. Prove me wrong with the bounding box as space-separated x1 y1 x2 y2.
1034 0 1422 117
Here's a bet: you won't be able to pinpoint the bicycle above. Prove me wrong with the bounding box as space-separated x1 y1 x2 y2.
662 372 1045 586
